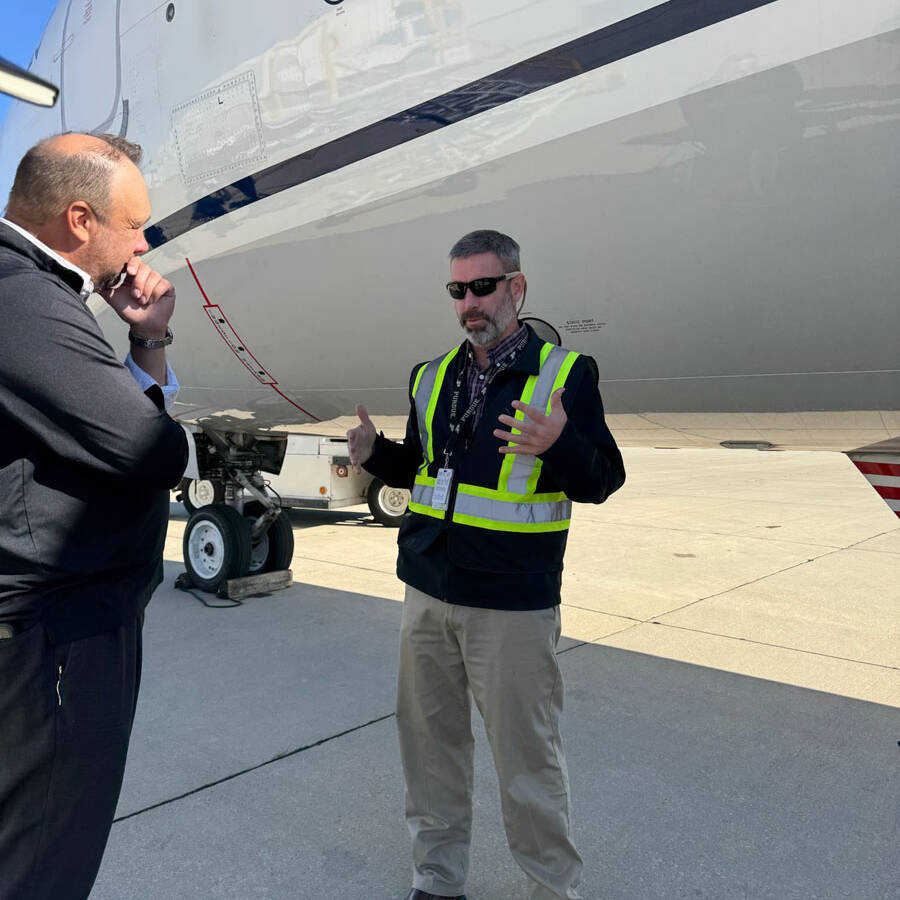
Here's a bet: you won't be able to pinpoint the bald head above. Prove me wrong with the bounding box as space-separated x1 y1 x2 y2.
6 132 143 229
5 132 151 290
45 133 135 156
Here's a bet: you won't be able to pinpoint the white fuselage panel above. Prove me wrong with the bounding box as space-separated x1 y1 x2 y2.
1 0 897 442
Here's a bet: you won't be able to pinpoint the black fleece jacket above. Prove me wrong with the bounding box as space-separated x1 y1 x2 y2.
0 221 188 643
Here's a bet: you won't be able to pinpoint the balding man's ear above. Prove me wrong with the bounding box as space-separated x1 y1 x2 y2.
66 201 95 244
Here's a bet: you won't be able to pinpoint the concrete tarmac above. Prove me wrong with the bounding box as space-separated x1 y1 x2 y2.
91 448 900 900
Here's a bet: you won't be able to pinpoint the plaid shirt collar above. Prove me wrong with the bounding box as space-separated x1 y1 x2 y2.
462 323 529 431
465 322 528 373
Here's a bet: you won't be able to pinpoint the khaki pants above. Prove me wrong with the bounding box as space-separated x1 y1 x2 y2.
397 586 583 899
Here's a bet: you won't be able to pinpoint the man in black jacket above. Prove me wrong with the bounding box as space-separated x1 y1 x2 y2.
348 230 625 900
0 133 187 900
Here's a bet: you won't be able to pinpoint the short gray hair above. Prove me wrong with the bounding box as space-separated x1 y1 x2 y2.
6 133 143 226
449 230 521 272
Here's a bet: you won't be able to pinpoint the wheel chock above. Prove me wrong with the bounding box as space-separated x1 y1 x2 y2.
217 568 293 599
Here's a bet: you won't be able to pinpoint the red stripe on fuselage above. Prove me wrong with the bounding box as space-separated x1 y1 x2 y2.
185 257 321 422
853 461 900 478
185 258 213 307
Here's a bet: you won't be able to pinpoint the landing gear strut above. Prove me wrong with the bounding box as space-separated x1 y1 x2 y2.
180 431 294 593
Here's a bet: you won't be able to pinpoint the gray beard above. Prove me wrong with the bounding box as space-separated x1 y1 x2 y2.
460 293 517 347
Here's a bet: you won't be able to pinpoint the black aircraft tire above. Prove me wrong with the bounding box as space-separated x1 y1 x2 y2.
367 478 410 527
175 477 195 514
243 502 295 574
183 504 251 592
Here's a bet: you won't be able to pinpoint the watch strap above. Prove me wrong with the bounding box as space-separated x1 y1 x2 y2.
128 327 173 349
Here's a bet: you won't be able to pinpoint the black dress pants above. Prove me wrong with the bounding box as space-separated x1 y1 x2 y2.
0 615 143 900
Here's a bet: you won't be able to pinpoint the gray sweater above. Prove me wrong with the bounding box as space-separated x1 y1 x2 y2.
0 221 188 643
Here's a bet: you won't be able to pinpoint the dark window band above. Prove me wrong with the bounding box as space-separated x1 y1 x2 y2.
146 0 779 249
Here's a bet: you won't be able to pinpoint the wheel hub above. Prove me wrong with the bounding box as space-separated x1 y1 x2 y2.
248 533 270 573
188 522 226 578
380 486 409 516
189 479 217 507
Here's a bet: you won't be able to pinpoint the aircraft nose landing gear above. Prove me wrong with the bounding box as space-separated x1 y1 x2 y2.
179 430 295 596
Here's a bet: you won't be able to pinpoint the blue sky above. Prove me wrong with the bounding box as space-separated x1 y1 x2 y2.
0 0 59 125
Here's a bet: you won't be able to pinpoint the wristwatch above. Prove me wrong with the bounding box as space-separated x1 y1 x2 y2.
128 327 173 349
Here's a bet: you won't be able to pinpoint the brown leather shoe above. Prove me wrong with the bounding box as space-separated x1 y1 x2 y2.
404 891 467 900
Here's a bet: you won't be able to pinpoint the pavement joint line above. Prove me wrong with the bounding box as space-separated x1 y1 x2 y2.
836 526 900 554
290 555 396 577
561 601 643 623
632 411 900 421
631 409 900 434
651 545 846 620
514 520 892 634
577 517 880 552
562 606 899 673
641 622 900 672
599 487 874 501
590 497 876 510
597 622 645 642
851 545 900 556
112 711 396 825
557 640 591 656
583 623 645 646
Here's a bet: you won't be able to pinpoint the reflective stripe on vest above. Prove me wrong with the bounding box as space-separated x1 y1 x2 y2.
453 483 572 533
412 347 460 476
497 344 579 495
410 342 580 531
409 475 444 519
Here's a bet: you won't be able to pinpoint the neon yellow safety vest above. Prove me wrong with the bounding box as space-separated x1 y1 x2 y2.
408 342 580 533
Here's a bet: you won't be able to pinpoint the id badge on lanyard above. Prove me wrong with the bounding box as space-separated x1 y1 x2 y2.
432 467 454 511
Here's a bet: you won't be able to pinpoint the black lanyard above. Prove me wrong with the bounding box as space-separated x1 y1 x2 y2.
442 333 528 468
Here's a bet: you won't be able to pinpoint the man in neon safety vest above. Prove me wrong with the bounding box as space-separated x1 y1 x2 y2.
347 230 625 900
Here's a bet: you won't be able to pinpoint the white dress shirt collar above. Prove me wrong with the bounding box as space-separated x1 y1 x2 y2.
0 216 95 300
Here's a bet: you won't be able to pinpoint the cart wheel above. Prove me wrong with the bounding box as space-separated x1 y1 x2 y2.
243 502 295 574
367 478 409 527
178 477 224 515
183 504 251 592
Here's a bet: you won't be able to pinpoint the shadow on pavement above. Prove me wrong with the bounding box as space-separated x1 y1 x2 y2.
90 564 899 900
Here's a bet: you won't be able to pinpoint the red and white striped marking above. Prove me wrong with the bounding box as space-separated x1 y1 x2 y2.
848 454 900 519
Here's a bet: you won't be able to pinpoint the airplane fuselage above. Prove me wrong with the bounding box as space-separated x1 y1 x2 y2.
1 0 897 444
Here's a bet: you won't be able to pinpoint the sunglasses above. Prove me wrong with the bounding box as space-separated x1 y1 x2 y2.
446 271 521 300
